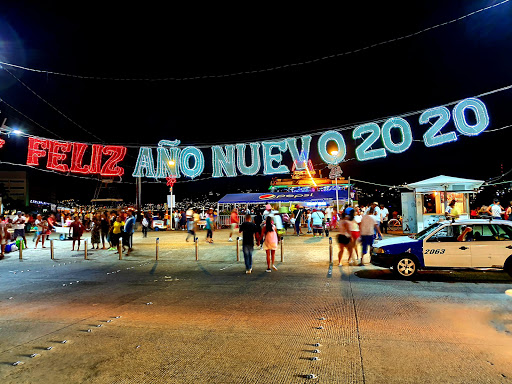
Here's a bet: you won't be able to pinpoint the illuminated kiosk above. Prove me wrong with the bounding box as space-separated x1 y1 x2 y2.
401 175 484 233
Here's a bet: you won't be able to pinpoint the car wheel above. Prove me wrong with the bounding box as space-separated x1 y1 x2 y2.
393 255 418 278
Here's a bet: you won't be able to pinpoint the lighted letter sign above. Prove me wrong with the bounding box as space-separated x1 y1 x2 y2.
419 106 455 147
286 135 312 171
180 146 204 179
236 143 260 176
26 137 127 177
212 145 237 177
318 131 346 164
262 140 290 175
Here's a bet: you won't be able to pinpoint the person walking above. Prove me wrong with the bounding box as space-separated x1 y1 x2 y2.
229 208 239 242
111 215 124 250
123 210 135 255
69 216 85 251
337 211 355 265
311 208 324 237
294 205 305 236
0 215 9 259
239 214 258 274
205 210 214 243
379 204 389 234
306 209 312 234
141 215 149 238
12 211 27 249
90 213 101 249
100 212 111 249
360 207 382 265
261 216 279 272
253 211 263 247
34 214 48 249
186 210 196 242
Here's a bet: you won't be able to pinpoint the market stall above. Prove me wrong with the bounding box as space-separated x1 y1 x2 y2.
217 190 348 226
402 175 484 233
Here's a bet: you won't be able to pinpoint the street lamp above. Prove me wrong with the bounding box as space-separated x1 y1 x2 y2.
330 150 340 213
168 160 176 230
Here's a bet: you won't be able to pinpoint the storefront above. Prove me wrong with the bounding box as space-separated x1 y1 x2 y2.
401 175 484 233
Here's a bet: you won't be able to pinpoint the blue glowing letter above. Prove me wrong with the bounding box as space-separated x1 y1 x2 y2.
381 117 413 154
317 131 346 165
419 107 455 147
286 135 312 170
212 145 237 178
453 97 489 136
262 141 290 175
236 143 260 176
180 147 204 179
352 123 386 161
156 140 181 178
132 147 156 178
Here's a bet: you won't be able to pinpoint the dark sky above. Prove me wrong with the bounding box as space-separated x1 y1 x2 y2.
0 1 511 204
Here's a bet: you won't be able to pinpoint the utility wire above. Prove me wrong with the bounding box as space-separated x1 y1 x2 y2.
1 66 104 142
0 0 508 81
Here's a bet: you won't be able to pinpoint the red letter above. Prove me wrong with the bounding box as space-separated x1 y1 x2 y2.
100 146 127 176
27 137 48 166
88 144 103 174
70 142 90 174
47 140 71 172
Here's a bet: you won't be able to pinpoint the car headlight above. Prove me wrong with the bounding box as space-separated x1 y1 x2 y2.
374 247 385 254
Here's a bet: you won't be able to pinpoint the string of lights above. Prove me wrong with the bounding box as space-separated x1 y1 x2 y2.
0 0 508 82
2 82 511 150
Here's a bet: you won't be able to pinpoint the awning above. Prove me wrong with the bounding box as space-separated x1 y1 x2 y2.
218 190 348 204
406 175 484 193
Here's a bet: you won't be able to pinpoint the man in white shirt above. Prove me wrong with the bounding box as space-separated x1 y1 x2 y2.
12 211 27 248
379 204 389 234
487 199 504 219
360 207 382 265
324 206 333 223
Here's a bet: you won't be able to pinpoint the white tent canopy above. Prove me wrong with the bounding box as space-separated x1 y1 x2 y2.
405 175 484 193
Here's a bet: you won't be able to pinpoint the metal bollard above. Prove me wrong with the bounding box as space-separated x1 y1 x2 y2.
280 236 284 262
195 237 199 261
118 243 122 260
236 237 240 262
84 240 88 260
156 238 159 260
329 237 333 263
19 241 23 260
50 240 54 260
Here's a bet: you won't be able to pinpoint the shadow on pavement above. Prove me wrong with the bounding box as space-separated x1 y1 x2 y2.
355 268 512 284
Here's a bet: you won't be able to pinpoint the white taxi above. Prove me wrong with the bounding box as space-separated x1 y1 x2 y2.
370 219 512 278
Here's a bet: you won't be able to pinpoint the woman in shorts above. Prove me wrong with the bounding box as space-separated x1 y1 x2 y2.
337 211 355 265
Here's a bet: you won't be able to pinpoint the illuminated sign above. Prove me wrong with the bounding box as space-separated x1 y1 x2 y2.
26 138 127 176
132 97 489 180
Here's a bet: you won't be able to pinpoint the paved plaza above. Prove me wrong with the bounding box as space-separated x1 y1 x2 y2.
0 229 511 383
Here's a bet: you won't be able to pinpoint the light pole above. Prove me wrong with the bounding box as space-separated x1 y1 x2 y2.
167 160 176 230
330 151 340 213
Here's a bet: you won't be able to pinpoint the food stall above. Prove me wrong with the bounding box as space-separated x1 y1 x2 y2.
401 175 484 233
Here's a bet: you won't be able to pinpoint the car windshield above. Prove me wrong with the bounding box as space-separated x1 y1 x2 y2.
413 223 444 240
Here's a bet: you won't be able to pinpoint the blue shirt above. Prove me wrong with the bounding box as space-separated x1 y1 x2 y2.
124 216 135 233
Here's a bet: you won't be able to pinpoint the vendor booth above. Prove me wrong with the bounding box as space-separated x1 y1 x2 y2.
402 175 484 233
217 190 349 226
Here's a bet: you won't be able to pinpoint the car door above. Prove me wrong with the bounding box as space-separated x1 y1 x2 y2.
471 224 512 268
423 224 472 267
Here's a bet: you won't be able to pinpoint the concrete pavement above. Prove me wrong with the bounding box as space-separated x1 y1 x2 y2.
0 229 511 383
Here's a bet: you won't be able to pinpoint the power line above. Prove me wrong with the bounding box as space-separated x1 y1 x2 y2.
0 97 64 139
1 66 104 142
0 0 508 81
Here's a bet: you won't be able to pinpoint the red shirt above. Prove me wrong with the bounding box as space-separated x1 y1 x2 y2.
69 221 84 236
230 212 239 224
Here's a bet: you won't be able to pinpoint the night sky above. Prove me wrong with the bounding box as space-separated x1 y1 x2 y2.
0 1 511 205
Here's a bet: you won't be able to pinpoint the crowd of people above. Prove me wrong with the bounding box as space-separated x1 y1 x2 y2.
0 209 136 258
